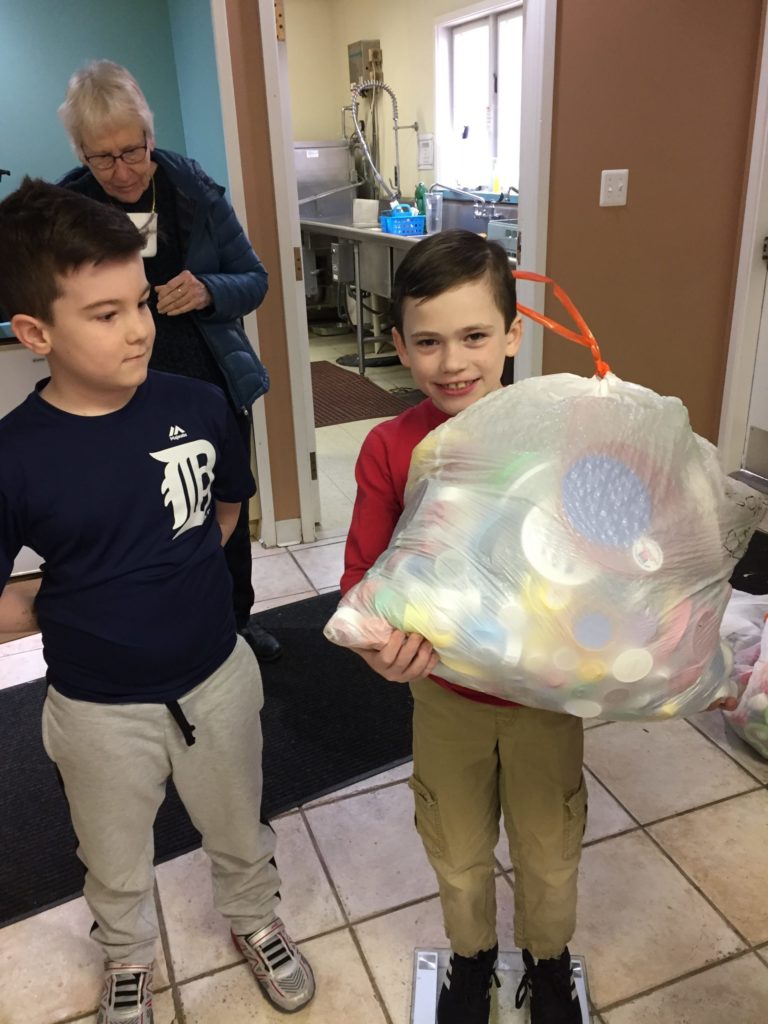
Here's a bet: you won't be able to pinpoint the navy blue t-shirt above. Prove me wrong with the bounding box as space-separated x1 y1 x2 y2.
0 371 256 702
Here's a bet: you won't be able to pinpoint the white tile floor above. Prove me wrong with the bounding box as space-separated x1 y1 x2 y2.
2 336 768 1022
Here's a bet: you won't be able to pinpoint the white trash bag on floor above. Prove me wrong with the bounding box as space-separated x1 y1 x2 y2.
721 591 768 757
325 274 768 720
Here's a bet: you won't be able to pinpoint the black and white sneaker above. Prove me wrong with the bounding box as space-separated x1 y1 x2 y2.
233 916 315 1013
437 944 500 1024
96 963 153 1024
515 947 582 1023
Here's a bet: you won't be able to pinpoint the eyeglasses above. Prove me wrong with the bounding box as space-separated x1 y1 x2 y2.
83 134 148 172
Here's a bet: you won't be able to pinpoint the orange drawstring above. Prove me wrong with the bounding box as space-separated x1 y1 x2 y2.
512 270 611 378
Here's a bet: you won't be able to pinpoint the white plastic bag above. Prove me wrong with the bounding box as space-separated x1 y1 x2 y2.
722 591 768 757
325 371 767 720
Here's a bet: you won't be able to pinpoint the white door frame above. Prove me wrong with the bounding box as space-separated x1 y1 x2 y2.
718 12 768 474
210 0 277 546
254 0 319 545
516 0 557 380
211 0 318 546
212 0 556 539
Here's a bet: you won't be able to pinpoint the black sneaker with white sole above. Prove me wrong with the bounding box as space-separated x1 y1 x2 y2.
436 943 500 1024
515 947 582 1023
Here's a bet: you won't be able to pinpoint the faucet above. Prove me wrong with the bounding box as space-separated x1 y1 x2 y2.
429 182 488 219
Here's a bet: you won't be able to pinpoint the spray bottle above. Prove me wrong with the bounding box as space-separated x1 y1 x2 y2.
414 181 427 217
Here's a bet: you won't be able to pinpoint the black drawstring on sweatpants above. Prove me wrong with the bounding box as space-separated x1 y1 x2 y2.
166 701 196 746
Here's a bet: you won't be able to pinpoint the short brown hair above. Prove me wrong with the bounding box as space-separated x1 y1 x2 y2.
0 178 144 322
392 229 517 335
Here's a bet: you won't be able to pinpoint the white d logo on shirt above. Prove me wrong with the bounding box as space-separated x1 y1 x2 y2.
150 439 216 538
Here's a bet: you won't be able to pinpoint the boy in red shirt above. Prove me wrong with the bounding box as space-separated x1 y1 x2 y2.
341 230 584 1024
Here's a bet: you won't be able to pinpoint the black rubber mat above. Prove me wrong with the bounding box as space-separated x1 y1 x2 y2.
311 359 415 426
0 591 413 926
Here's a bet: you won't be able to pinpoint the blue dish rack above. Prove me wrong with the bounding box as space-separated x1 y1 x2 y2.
380 209 425 236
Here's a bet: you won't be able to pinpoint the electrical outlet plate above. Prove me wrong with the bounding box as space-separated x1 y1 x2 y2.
600 168 629 207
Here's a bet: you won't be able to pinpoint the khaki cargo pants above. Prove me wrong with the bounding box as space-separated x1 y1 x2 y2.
409 678 586 960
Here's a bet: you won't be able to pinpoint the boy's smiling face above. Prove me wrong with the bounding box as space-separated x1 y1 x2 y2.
392 274 522 416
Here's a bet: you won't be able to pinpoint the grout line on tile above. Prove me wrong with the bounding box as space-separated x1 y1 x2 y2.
639 823 755 951
345 924 396 1024
286 535 346 551
581 824 642 850
297 805 355 926
174 955 259 989
578 768 762 956
684 714 768 785
579 764 644 829
582 751 760 832
296 807 395 1024
298 798 445 930
345 889 445 930
638 784 764 830
154 878 187 1023
286 549 323 592
301 772 411 809
250 544 288 558
497 868 515 894
593 945 760 1015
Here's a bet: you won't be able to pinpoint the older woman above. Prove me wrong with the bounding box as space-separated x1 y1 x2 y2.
58 60 281 663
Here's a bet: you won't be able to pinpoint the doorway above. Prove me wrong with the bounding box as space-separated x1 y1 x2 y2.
275 0 556 541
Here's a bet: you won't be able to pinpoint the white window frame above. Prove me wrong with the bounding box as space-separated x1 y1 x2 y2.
435 0 523 189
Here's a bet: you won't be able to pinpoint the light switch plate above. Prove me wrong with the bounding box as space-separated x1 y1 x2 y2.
600 168 629 206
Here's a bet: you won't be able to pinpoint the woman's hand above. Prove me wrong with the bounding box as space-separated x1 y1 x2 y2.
352 630 440 683
156 270 212 315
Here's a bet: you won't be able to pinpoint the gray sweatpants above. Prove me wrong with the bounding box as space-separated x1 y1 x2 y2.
41 636 279 964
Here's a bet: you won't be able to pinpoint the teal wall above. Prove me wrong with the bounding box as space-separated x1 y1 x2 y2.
168 0 229 187
0 0 228 196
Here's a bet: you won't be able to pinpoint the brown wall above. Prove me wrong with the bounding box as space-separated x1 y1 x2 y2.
544 0 764 442
224 0 300 523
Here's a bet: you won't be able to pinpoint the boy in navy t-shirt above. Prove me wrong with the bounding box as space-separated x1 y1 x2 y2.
0 179 314 1024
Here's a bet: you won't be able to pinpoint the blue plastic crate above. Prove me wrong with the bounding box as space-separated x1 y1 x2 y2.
380 213 425 236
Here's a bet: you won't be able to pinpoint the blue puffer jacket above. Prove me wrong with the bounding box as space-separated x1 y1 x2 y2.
59 148 270 411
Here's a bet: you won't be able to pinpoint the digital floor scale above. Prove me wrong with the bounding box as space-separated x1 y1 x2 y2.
410 949 591 1023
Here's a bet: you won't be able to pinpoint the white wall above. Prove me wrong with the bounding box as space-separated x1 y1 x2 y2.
284 0 478 197
284 0 349 141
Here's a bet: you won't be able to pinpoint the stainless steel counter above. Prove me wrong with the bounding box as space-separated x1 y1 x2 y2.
300 215 425 251
300 215 425 374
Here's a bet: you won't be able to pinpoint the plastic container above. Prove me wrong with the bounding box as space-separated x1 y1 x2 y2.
425 192 444 233
380 212 426 235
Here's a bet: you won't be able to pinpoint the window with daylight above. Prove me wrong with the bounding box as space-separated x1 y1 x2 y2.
436 3 523 193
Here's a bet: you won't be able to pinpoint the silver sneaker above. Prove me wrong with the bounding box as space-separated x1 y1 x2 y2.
96 963 153 1024
233 916 315 1013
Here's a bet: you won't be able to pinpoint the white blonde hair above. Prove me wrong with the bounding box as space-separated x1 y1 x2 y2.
58 60 155 153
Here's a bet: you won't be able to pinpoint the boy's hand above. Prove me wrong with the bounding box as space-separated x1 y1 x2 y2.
352 630 439 683
704 695 738 712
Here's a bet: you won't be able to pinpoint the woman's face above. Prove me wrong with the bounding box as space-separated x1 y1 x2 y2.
80 122 155 204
